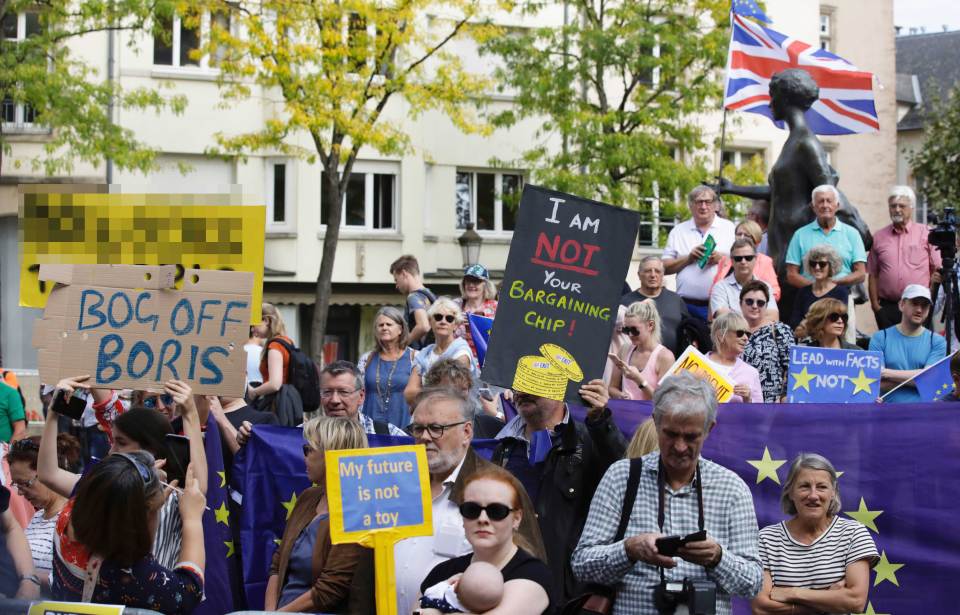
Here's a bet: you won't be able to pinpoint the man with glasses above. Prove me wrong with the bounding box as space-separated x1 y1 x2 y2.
662 186 736 322
393 387 545 614
320 361 406 436
709 239 779 321
491 379 627 602
867 185 941 329
870 284 946 403
620 256 690 355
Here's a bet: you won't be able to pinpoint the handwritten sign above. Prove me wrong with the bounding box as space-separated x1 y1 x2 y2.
666 346 735 403
481 185 639 404
18 189 265 322
326 445 432 615
32 264 252 396
787 345 882 403
28 601 124 615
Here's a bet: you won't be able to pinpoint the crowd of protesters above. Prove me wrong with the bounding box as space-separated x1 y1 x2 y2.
0 180 951 614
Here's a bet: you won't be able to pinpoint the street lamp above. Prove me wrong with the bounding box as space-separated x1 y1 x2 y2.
457 223 483 268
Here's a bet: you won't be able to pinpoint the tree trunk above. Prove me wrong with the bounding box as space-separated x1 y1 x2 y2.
311 166 346 364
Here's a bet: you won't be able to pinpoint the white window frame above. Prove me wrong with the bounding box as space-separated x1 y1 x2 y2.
455 169 525 236
265 159 296 233
819 11 834 52
321 161 399 233
1 11 45 133
721 148 764 170
152 11 231 72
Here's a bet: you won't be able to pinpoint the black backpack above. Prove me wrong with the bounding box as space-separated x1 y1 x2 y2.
268 337 321 412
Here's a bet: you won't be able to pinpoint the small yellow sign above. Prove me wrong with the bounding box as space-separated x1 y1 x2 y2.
28 601 124 615
667 346 735 403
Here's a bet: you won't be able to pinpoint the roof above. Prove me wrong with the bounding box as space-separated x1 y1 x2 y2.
896 30 960 131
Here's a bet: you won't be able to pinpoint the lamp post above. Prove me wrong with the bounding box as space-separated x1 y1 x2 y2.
457 223 483 268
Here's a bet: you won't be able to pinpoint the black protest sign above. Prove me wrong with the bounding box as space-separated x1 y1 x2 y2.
481 185 640 405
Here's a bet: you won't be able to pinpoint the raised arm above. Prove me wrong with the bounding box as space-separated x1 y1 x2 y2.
166 380 208 495
38 377 87 497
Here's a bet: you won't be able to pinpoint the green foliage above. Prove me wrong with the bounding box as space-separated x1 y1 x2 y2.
483 0 730 222
908 85 960 210
0 0 187 176
719 152 767 219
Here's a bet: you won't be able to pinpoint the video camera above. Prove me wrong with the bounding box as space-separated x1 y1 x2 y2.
653 578 717 615
928 206 957 261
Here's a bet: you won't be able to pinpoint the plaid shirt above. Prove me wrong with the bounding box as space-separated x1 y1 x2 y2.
358 413 407 437
571 453 763 615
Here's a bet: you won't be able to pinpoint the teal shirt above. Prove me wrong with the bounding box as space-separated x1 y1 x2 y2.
0 382 25 443
785 219 867 279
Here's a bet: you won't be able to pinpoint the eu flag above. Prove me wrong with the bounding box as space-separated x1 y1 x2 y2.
468 313 494 366
731 0 772 24
195 415 237 615
912 351 957 401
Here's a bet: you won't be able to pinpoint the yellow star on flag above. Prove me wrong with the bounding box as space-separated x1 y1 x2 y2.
215 502 230 526
873 551 904 587
845 497 883 533
791 366 815 392
281 491 298 520
860 602 890 615
217 471 226 488
849 369 877 396
747 447 787 484
224 540 235 558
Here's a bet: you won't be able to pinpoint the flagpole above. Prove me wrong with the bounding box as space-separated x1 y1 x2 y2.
879 350 958 401
716 107 729 182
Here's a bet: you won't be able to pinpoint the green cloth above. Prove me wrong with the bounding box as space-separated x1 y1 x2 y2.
0 382 25 442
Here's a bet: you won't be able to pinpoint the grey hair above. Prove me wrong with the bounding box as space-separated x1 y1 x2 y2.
688 185 718 206
888 185 916 207
639 255 664 271
322 360 364 391
412 386 475 422
781 453 842 516
373 306 409 353
624 299 662 346
710 311 749 350
811 184 839 202
652 372 718 431
427 296 463 323
802 243 842 278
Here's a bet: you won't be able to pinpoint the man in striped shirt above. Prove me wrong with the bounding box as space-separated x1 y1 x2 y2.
572 372 763 615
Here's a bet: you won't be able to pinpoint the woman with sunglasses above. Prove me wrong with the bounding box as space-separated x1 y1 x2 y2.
711 220 781 301
710 238 779 322
787 245 849 330
265 416 373 613
419 466 555 615
707 312 763 403
51 452 206 614
740 281 796 403
608 300 675 401
405 297 478 406
795 298 859 351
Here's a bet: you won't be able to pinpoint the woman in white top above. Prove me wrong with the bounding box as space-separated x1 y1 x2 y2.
752 453 878 615
404 297 476 405
244 326 265 387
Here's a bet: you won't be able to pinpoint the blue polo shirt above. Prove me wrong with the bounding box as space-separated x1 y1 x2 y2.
785 219 867 279
869 326 946 403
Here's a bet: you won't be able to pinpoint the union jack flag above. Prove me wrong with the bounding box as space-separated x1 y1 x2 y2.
723 12 880 135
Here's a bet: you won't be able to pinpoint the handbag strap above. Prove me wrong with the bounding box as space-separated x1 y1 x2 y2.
614 457 643 541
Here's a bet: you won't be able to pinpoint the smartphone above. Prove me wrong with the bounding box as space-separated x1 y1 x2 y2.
697 234 717 269
52 389 87 421
163 434 191 486
655 529 708 556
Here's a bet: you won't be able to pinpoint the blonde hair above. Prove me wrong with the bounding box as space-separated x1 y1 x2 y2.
303 416 368 453
260 302 287 339
624 300 662 347
795 298 846 340
735 220 763 247
459 279 497 301
710 311 749 350
625 418 658 459
427 296 463 323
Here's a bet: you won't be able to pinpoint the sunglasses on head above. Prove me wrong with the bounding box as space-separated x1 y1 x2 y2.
433 313 456 324
732 254 755 263
743 298 766 308
459 501 516 521
827 312 849 324
114 452 158 488
809 261 830 270
142 394 174 409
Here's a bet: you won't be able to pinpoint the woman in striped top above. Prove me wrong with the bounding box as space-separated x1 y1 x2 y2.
752 453 878 615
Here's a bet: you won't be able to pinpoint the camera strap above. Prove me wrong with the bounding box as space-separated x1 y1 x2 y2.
656 459 704 582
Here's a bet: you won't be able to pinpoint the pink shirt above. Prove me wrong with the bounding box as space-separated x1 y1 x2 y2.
866 221 941 302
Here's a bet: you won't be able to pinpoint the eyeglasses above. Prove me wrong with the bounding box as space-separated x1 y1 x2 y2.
114 452 158 488
459 501 516 521
142 394 174 409
320 388 360 399
622 326 641 336
11 476 38 491
743 298 766 308
809 261 830 270
408 421 468 439
433 313 457 324
732 255 756 263
734 330 750 338
827 312 849 324
692 198 716 206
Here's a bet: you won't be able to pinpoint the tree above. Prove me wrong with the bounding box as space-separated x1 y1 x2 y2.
908 84 960 209
483 0 729 237
0 0 186 177
189 0 498 361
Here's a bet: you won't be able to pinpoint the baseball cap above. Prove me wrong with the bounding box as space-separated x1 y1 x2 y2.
463 264 490 280
901 284 931 302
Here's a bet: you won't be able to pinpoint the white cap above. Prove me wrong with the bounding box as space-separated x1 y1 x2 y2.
901 284 931 302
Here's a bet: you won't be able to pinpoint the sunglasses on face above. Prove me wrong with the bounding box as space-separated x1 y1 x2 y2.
142 394 174 409
732 254 756 263
827 312 849 324
809 261 830 270
12 475 38 491
743 298 766 308
622 326 641 336
459 501 516 521
734 330 750 338
433 314 456 324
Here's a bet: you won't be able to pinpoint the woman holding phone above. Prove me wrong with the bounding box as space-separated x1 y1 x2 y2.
608 300 675 401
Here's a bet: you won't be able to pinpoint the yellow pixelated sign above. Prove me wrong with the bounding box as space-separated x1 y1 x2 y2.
667 346 735 403
18 189 265 322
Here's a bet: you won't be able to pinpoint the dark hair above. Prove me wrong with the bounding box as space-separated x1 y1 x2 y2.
71 451 162 566
322 360 363 391
6 434 80 471
423 358 474 393
739 279 770 304
770 69 819 111
951 352 960 377
114 408 174 458
389 254 420 276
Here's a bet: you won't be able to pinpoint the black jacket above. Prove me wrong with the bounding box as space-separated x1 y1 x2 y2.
491 408 627 601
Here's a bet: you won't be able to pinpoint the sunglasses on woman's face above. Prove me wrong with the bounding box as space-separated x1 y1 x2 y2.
827 312 849 324
433 314 456 324
734 330 750 338
732 254 756 263
622 326 641 336
810 261 830 270
743 298 766 308
142 394 174 409
459 501 515 521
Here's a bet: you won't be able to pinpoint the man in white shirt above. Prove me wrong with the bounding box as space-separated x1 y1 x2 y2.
662 186 736 322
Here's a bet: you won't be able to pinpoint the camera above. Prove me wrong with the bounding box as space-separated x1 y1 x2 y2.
928 206 957 260
653 578 717 615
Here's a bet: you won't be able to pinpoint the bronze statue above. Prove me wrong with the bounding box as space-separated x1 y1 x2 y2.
712 68 872 272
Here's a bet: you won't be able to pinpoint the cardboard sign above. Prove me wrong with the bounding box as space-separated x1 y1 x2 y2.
18 190 265 322
787 345 882 403
666 346 735 403
33 264 252 396
481 185 640 404
28 601 124 615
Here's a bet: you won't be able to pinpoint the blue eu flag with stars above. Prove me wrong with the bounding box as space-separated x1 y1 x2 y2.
913 351 957 401
731 0 772 23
